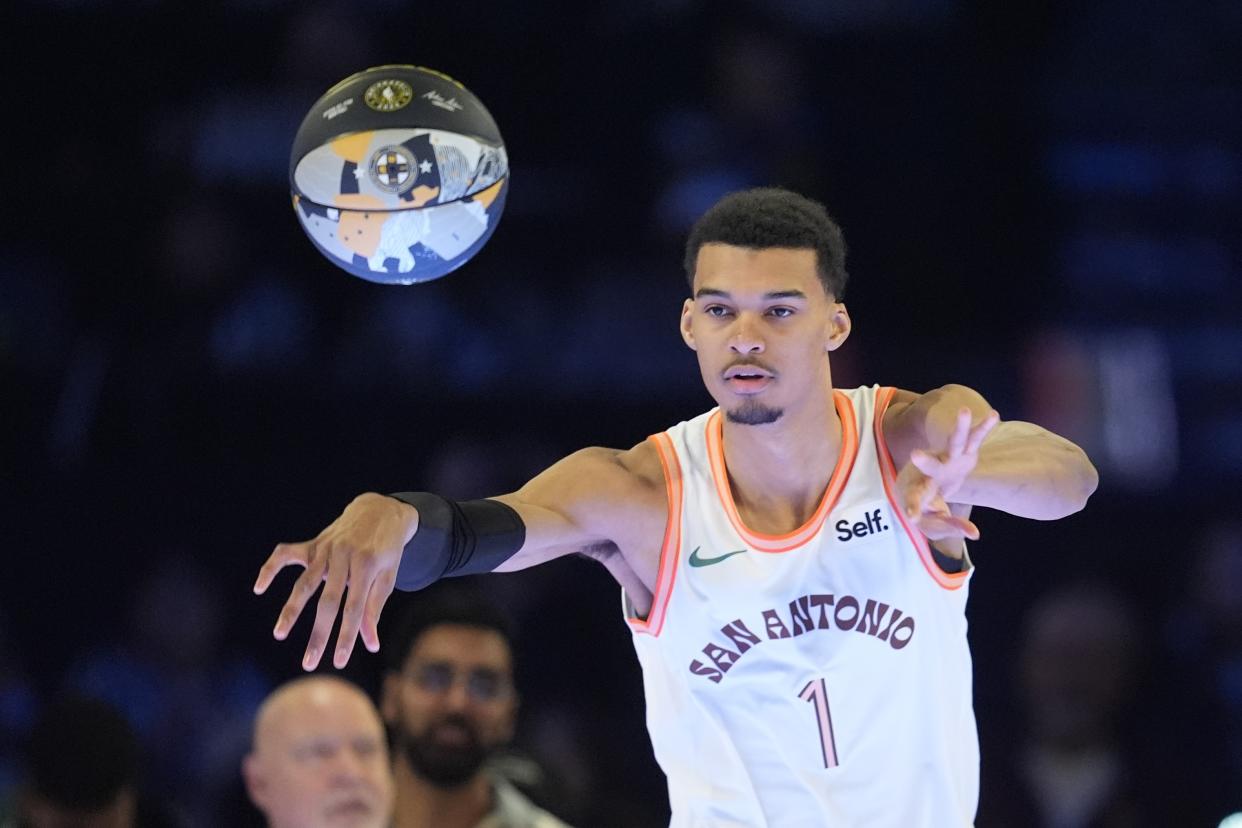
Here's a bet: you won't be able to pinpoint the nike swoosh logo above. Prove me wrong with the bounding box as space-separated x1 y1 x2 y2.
688 546 747 567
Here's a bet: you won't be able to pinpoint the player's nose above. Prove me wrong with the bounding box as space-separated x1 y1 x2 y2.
728 317 765 354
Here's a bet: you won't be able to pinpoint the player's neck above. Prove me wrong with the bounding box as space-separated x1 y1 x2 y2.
390 758 493 828
720 388 843 534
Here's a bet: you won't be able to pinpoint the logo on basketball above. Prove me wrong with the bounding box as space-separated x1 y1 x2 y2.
368 146 418 193
322 98 354 120
364 79 413 112
422 90 464 112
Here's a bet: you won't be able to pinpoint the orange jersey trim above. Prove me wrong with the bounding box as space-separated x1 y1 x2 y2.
627 431 683 637
873 386 970 590
705 391 860 553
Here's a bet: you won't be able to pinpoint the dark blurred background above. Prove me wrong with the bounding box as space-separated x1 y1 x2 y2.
2 0 1240 825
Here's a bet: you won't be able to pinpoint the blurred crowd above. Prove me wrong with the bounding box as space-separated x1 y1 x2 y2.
3 0 1240 825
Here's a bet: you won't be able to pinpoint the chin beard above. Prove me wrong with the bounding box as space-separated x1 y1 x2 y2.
725 400 784 425
397 717 489 789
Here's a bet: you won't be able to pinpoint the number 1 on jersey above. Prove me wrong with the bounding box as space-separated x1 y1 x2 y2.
799 678 840 769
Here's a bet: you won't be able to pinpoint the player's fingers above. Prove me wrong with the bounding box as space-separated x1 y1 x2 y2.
913 513 956 541
909 450 943 479
917 514 978 542
965 410 1000 455
273 550 326 641
360 568 398 654
948 407 972 456
304 547 350 671
333 560 376 669
903 474 930 518
907 477 945 521
940 515 978 541
254 541 312 595
920 479 949 516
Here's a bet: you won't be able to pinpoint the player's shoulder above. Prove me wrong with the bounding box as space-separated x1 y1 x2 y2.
568 441 665 492
552 443 668 541
881 387 922 426
870 386 929 472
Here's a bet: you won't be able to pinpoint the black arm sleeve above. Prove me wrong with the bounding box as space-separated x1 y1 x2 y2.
388 492 526 591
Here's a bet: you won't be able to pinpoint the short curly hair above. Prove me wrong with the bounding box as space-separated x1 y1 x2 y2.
683 188 849 299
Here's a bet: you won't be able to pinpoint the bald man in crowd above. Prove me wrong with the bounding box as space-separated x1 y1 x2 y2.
244 676 394 828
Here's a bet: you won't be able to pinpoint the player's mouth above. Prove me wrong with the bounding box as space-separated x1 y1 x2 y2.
723 364 775 395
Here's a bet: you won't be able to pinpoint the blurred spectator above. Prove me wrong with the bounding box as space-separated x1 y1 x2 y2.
243 676 393 828
1160 520 1242 819
0 695 178 828
381 582 571 828
977 582 1217 826
64 553 271 826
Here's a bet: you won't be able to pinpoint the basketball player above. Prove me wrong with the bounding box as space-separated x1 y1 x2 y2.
255 188 1098 825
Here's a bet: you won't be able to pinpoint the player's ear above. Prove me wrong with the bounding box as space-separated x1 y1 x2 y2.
680 298 697 351
826 302 851 353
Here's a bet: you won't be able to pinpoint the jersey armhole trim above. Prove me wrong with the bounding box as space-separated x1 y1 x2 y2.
873 386 970 591
627 431 683 636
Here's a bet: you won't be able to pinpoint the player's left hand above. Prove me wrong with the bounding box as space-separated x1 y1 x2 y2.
253 493 416 671
896 407 999 542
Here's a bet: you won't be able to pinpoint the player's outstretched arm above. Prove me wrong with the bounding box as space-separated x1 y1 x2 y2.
253 444 661 671
885 384 1098 527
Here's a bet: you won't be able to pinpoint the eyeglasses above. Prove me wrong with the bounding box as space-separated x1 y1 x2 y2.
404 662 513 702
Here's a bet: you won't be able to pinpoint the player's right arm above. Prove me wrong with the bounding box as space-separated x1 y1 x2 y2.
253 442 664 671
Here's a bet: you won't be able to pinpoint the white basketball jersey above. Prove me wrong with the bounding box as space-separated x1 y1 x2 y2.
625 385 978 827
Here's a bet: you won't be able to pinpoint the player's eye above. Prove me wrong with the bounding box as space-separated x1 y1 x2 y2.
767 307 795 318
704 305 733 318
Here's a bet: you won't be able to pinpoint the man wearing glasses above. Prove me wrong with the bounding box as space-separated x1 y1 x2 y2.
381 583 570 828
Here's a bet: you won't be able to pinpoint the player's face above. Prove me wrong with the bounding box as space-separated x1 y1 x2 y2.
382 624 517 788
247 690 394 828
681 244 850 424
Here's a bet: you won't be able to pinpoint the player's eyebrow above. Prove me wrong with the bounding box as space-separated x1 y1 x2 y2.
695 288 808 300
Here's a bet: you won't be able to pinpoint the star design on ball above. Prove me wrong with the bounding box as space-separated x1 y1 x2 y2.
419 160 433 174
